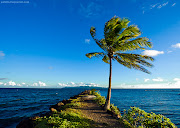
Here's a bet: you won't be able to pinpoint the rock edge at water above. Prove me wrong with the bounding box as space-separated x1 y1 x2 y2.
16 90 92 128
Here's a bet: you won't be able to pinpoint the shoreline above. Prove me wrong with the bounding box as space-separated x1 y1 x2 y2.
16 89 177 128
16 90 122 128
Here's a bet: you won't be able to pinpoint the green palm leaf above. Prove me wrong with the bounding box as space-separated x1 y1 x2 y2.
86 52 104 58
90 27 108 52
102 55 110 64
115 53 154 68
114 56 151 74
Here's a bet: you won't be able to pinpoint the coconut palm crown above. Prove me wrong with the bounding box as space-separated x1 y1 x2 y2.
86 16 154 110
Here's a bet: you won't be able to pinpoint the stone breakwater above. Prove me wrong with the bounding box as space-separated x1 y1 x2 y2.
16 90 122 128
16 90 92 128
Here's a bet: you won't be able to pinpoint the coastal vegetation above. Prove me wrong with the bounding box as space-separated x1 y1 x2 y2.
120 107 177 128
86 16 154 110
91 90 177 128
17 89 177 128
34 95 95 128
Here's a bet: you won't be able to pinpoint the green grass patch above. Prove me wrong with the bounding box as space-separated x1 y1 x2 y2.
35 108 94 128
35 94 94 128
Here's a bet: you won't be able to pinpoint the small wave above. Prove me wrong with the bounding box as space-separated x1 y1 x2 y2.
0 103 7 107
19 105 42 111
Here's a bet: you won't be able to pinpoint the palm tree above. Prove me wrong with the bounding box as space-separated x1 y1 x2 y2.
86 16 154 110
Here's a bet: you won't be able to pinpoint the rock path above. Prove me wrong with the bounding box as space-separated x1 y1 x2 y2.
80 99 122 128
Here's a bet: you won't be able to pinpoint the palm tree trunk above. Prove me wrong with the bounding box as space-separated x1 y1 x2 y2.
104 57 112 110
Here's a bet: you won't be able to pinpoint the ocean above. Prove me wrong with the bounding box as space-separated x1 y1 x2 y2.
0 88 179 128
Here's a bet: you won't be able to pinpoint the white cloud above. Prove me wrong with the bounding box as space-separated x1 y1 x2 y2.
144 78 150 82
172 43 180 48
0 51 5 57
39 81 46 86
3 81 16 86
58 83 68 87
32 83 38 86
134 82 179 89
58 82 99 87
32 81 46 87
17 84 22 86
173 78 180 86
152 78 164 82
172 3 176 7
142 50 164 57
173 78 180 81
85 39 90 44
167 50 172 53
117 79 180 89
8 81 16 86
150 3 158 9
157 2 168 9
0 81 100 88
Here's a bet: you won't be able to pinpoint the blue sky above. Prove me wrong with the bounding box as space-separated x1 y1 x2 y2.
0 0 180 88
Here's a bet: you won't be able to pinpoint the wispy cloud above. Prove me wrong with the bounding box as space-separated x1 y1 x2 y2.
58 82 99 87
142 50 164 57
152 77 164 82
117 77 180 88
85 39 90 44
0 51 5 57
172 3 176 7
150 3 158 9
157 2 169 9
172 43 180 48
167 50 172 53
78 2 102 18
144 78 150 82
0 81 99 88
142 1 171 14
144 78 164 82
32 81 46 87
48 66 53 70
4 81 17 86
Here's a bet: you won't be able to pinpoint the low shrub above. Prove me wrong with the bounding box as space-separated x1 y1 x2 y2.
121 107 177 128
35 108 93 128
110 104 121 116
93 91 106 106
90 89 97 95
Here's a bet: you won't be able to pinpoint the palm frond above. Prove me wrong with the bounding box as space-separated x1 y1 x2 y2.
102 55 110 64
90 27 108 52
113 37 152 52
115 25 141 42
114 56 151 74
115 53 154 68
86 52 104 58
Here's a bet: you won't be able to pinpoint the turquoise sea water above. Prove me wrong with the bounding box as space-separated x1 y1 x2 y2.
0 88 179 128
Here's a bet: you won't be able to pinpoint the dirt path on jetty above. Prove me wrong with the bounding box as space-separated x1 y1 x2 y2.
79 98 122 128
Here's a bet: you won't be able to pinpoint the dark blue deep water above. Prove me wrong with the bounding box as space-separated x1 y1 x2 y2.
0 88 180 128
